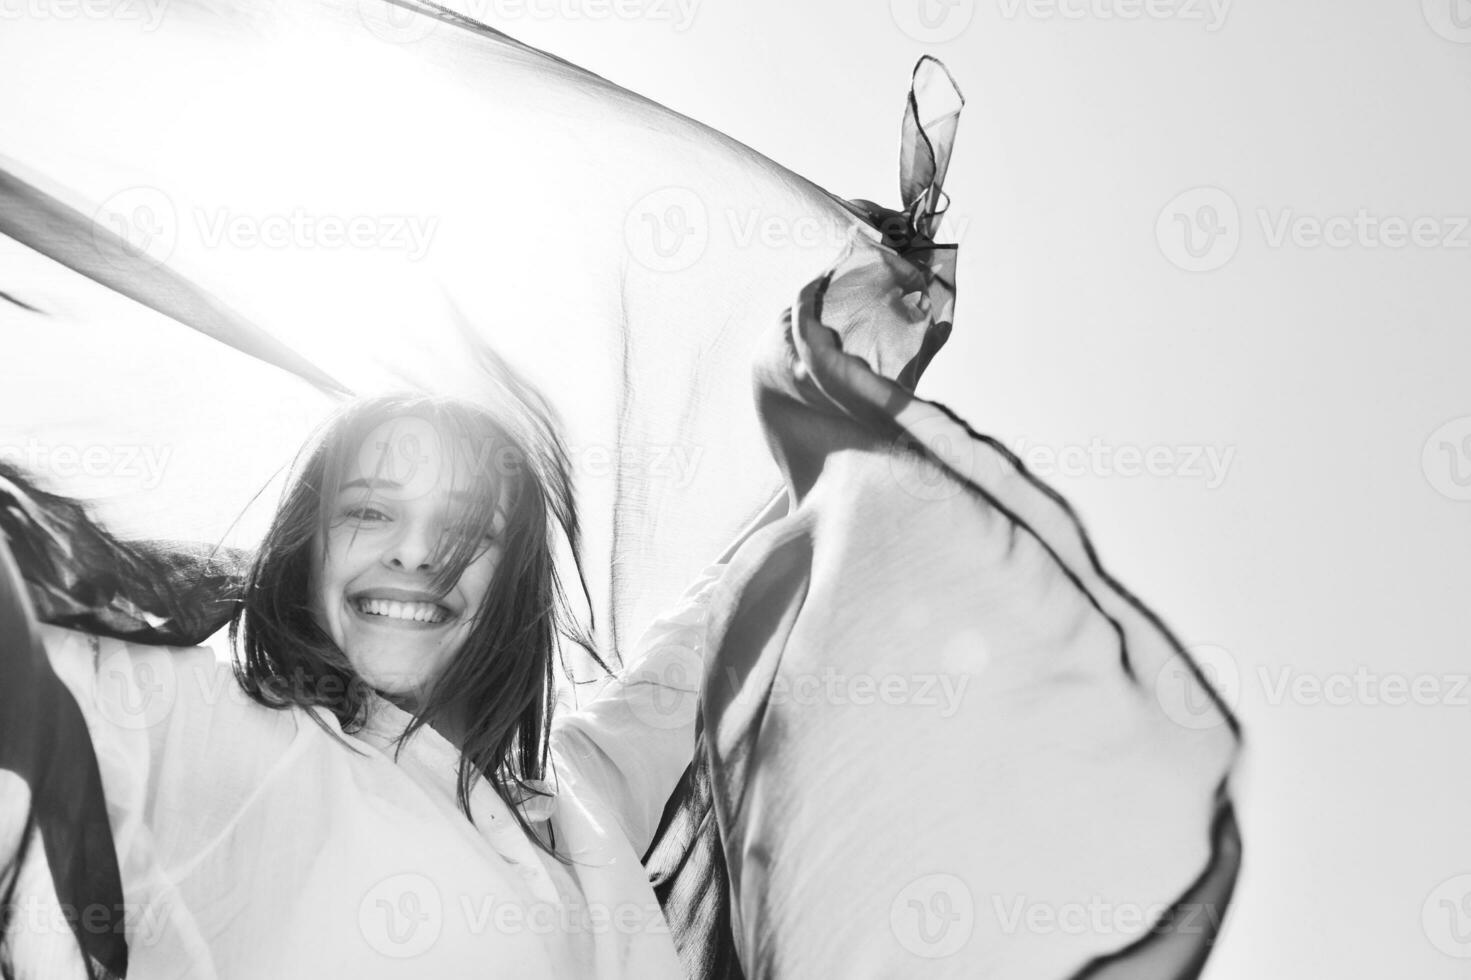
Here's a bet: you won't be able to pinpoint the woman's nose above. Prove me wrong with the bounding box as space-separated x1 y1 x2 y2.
382 520 442 572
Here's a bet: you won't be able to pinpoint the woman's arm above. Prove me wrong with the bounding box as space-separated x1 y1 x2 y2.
548 488 790 855
714 488 791 563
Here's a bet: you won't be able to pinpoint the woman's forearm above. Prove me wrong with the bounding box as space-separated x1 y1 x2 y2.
714 488 791 565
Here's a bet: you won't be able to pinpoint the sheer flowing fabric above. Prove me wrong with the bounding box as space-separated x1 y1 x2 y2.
0 3 1240 977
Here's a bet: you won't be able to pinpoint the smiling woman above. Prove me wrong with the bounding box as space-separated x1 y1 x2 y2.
0 384 745 978
231 392 596 860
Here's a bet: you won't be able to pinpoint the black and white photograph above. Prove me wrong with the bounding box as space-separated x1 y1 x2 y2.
0 1 1465 977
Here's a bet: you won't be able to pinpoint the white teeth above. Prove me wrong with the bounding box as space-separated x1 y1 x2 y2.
356 599 448 624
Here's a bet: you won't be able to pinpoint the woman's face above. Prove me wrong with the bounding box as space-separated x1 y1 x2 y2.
312 414 507 700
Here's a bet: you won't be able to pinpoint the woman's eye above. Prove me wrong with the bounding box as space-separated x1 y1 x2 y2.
345 506 390 522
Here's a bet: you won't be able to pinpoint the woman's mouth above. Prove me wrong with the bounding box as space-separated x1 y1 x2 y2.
351 597 452 626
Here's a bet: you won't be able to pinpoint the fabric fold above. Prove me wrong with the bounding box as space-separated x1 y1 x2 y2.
690 239 1242 978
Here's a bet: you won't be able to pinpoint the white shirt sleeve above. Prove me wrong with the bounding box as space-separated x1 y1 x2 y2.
36 624 298 806
2 626 300 978
548 560 727 857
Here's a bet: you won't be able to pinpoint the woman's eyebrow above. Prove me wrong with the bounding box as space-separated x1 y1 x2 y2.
339 477 399 493
338 477 488 503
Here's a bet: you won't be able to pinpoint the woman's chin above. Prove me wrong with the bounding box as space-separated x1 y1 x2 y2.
343 653 428 701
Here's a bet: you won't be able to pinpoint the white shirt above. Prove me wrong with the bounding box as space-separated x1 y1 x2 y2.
4 560 727 979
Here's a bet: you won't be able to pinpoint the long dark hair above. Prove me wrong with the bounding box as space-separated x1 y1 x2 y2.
228 387 606 861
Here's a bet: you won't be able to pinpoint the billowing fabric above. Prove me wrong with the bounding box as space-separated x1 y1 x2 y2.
0 0 912 646
0 2 1242 978
699 245 1241 977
